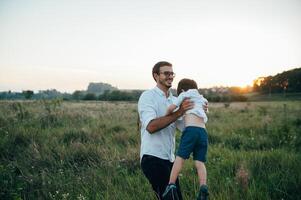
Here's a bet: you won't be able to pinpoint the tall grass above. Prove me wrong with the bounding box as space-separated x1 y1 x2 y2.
0 100 300 199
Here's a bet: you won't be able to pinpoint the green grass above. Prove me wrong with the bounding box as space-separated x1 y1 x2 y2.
0 100 300 199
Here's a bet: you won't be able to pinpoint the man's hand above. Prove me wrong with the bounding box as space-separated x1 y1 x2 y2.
203 101 209 113
178 98 194 115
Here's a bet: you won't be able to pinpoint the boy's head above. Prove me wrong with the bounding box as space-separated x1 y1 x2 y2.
177 78 198 95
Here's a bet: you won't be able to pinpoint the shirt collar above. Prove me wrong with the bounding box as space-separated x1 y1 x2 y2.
154 86 173 98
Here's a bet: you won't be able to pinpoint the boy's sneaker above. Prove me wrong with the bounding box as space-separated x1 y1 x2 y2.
197 185 209 200
162 183 179 200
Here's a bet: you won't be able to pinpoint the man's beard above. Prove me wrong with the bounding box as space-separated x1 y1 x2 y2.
159 78 172 88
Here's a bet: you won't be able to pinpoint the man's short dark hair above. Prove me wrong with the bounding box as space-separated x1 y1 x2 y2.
152 61 172 81
177 78 198 95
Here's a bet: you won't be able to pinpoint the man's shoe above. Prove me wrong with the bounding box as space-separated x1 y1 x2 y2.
162 183 179 200
197 185 209 200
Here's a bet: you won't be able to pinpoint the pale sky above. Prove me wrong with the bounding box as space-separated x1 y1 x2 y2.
0 0 300 92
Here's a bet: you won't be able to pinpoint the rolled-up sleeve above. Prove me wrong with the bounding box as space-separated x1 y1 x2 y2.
138 92 157 129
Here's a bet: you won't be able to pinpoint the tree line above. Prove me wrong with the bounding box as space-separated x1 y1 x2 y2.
1 67 300 102
253 67 301 94
0 88 248 102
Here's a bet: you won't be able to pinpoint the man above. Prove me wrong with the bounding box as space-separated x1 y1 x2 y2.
138 61 195 199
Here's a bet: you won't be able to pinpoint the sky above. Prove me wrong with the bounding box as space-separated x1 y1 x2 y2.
0 0 301 92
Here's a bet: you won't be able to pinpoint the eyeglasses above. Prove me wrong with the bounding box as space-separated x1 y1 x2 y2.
159 71 176 77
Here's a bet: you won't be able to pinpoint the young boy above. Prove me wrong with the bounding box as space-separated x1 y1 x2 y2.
163 78 209 200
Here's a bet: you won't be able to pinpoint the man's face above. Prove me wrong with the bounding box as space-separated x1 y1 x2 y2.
156 66 175 89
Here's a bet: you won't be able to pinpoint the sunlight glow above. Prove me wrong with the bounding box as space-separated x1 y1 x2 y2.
0 0 300 92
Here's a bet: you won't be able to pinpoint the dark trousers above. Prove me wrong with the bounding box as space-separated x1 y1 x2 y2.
141 155 183 200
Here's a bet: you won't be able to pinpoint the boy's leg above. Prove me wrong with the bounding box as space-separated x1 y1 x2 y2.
174 178 183 200
169 156 185 184
193 128 208 186
193 128 209 200
174 126 197 184
194 161 207 186
162 159 184 200
195 161 208 200
162 157 184 200
197 185 209 200
162 183 179 200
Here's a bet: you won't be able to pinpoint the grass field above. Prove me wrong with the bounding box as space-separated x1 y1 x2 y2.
0 100 300 200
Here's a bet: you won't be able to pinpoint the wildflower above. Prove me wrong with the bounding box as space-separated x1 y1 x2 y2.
235 163 249 191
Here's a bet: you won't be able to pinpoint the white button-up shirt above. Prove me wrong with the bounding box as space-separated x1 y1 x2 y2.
138 86 181 162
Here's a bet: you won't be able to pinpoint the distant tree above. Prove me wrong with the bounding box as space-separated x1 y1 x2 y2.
72 90 84 100
253 68 301 94
131 90 143 101
107 90 124 101
0 92 7 100
83 93 97 100
98 90 110 100
35 89 63 99
97 90 143 101
22 90 34 99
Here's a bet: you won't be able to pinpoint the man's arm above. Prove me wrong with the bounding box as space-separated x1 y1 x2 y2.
146 99 193 134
